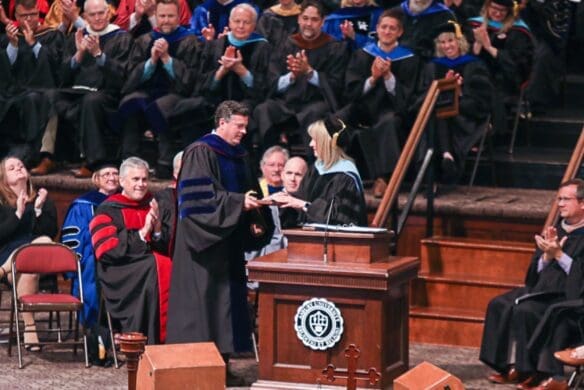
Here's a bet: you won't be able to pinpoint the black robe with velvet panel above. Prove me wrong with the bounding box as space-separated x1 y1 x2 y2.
166 133 274 353
256 6 299 48
119 27 199 169
253 32 349 153
341 43 427 180
0 27 64 162
429 54 492 181
281 163 367 228
90 193 173 344
54 27 132 168
479 223 584 375
168 34 270 144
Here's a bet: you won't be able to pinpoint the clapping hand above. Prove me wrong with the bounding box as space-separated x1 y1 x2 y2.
34 188 48 210
370 56 391 81
15 190 27 219
535 226 567 261
340 20 355 40
6 22 19 47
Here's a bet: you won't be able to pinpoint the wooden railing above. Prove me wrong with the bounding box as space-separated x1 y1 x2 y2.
371 78 459 228
543 127 584 230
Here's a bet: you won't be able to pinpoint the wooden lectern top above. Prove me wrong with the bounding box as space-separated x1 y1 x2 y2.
283 228 394 264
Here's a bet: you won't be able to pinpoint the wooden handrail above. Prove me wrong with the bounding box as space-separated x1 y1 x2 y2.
371 78 459 228
543 127 584 230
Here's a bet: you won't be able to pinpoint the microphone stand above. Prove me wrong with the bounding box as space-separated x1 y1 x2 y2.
323 198 335 264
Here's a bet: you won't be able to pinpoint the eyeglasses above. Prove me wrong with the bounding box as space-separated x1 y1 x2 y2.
16 12 39 19
557 196 578 202
99 171 119 178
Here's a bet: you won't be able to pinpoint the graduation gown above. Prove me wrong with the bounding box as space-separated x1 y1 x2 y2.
479 223 584 374
0 27 64 161
118 27 199 168
465 17 534 133
322 6 382 51
168 33 270 141
61 190 108 328
429 54 492 179
190 0 254 41
282 161 367 227
166 133 274 353
342 43 427 179
0 198 58 264
55 26 132 166
256 5 300 48
90 193 172 344
114 0 192 38
253 32 349 151
397 0 456 60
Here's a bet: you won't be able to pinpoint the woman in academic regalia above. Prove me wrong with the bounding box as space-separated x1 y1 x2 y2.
322 0 382 50
429 21 492 184
465 0 533 133
272 118 367 226
0 156 58 350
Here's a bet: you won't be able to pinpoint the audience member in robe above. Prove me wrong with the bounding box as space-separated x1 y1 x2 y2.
53 0 132 179
118 0 198 180
166 101 274 386
0 0 48 31
429 21 491 186
43 0 85 35
479 179 584 387
190 0 255 41
0 0 64 168
342 8 426 198
466 0 533 134
169 4 269 147
395 0 455 60
259 145 288 196
114 0 192 38
253 0 349 156
273 118 367 227
90 157 173 344
282 156 308 193
522 0 571 114
322 0 381 51
61 162 119 331
0 156 58 351
256 0 300 48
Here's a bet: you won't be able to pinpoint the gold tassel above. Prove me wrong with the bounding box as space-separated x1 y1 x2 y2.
332 118 347 147
448 20 462 39
512 0 520 18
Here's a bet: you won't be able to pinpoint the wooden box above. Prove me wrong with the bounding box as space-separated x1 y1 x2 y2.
393 362 464 390
136 342 225 390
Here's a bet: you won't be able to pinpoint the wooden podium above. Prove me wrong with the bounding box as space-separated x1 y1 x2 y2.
247 229 420 389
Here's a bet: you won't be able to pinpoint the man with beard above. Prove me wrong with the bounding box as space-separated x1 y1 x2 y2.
114 0 191 38
253 0 349 156
0 0 63 168
118 0 199 179
166 101 273 385
46 0 132 178
342 8 427 197
169 3 270 148
479 179 584 387
395 0 455 59
90 157 173 345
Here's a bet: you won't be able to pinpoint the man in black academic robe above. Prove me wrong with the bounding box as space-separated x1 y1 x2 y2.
0 0 63 165
167 101 273 364
89 157 172 344
395 0 455 60
53 0 132 178
169 3 270 148
256 0 300 48
341 8 427 194
118 0 199 180
252 0 349 155
479 179 584 386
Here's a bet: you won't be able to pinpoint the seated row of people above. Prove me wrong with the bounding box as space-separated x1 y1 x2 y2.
0 0 533 191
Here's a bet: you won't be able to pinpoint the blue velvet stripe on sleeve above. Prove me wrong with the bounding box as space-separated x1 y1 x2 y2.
178 176 217 218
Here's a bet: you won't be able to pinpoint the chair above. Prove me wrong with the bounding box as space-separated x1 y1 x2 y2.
554 348 584 388
507 80 531 155
8 243 89 368
467 115 496 187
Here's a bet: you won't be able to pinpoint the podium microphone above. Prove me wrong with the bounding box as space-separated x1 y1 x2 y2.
323 198 335 264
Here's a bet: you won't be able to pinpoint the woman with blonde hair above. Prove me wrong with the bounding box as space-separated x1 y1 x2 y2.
466 0 533 133
430 21 492 186
272 118 367 226
0 156 58 350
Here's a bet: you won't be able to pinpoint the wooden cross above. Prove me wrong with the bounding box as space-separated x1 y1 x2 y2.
322 344 381 390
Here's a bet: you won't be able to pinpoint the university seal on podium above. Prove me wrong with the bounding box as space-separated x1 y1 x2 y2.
294 298 344 351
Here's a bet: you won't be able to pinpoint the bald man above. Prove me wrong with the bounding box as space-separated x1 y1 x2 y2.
282 156 307 193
